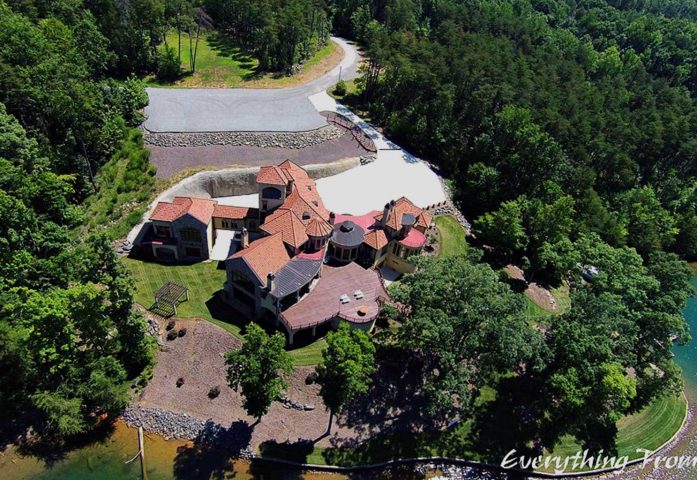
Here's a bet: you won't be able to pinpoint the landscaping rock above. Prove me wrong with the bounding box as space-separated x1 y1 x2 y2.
144 125 345 149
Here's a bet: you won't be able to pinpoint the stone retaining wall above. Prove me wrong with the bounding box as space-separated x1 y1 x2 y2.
144 125 345 149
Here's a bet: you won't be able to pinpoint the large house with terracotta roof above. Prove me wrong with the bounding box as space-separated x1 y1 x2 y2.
143 160 432 343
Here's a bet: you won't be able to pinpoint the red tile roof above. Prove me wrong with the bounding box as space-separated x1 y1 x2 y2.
305 218 333 237
282 189 329 223
364 229 389 250
212 205 258 220
150 197 217 224
260 209 309 249
229 232 290 284
398 227 427 248
374 197 432 231
334 210 380 230
257 166 292 185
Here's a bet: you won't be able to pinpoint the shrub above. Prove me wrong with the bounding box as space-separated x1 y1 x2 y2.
166 330 177 341
166 320 176 331
305 371 318 385
333 79 347 96
156 45 181 82
208 386 220 399
177 328 187 337
176 377 185 388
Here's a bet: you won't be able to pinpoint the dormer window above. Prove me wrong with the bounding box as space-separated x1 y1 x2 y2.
312 200 319 207
306 185 312 191
302 212 311 220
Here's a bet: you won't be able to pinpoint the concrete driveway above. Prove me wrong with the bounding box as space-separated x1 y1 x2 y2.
144 37 361 133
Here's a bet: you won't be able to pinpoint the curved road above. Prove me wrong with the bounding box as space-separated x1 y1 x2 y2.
144 37 361 133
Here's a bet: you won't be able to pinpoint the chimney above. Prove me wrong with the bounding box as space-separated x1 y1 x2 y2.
381 202 392 227
241 227 249 249
267 272 276 291
329 211 335 225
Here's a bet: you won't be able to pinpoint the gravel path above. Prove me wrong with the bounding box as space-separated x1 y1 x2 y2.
149 130 369 178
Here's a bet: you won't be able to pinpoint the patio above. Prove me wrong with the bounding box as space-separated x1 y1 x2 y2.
280 262 388 343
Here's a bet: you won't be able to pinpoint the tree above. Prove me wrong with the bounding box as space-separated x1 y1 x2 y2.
225 324 293 423
315 324 375 434
392 255 546 418
474 198 528 256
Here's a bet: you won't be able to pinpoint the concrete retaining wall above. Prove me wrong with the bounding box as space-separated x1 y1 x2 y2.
127 157 360 243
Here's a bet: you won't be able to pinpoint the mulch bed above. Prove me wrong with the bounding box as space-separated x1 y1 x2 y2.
134 318 360 448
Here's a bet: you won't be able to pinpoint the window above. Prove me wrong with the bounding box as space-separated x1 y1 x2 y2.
302 212 311 220
180 228 201 242
261 187 282 199
233 270 255 293
222 220 230 229
393 243 402 258
155 225 171 237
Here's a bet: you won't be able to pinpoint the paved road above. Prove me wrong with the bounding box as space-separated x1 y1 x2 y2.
144 37 361 133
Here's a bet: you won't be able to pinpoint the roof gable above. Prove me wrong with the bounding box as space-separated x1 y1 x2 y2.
150 197 217 224
260 209 309 249
229 232 290 285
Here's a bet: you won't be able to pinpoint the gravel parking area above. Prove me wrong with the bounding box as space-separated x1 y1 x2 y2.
135 318 357 448
149 131 369 178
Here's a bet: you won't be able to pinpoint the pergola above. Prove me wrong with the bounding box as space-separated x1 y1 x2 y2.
153 281 189 316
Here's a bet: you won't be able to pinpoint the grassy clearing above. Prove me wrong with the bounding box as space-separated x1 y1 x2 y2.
122 257 324 365
547 394 686 470
77 130 157 240
435 215 468 258
146 32 340 89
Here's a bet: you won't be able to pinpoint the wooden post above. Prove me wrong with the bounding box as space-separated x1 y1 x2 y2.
138 426 148 480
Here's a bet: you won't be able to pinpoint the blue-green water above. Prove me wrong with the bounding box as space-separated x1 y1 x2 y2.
674 275 697 394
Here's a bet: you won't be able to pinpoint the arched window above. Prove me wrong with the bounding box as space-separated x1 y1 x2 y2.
262 187 283 199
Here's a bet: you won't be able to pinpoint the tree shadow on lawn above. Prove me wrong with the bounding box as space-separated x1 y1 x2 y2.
321 345 448 466
467 374 561 464
173 419 253 480
206 32 257 70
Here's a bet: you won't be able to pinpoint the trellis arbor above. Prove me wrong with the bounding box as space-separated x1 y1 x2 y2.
153 281 189 316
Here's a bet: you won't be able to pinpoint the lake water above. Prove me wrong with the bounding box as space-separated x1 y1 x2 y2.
3 275 697 480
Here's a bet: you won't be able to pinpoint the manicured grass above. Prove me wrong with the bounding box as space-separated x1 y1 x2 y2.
287 338 327 367
146 32 340 88
435 215 468 258
547 394 687 470
122 257 324 365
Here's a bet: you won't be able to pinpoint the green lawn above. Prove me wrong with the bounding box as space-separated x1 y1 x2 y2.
547 394 687 470
146 31 339 89
435 215 468 258
122 258 325 365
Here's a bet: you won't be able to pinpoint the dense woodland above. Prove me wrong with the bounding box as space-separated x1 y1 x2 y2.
334 0 697 456
0 0 695 462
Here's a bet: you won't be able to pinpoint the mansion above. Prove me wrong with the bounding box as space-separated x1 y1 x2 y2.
140 160 433 343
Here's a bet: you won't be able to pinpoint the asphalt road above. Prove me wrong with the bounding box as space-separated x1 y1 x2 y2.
144 37 361 133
